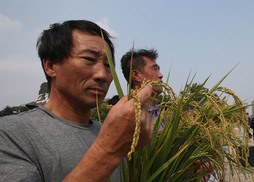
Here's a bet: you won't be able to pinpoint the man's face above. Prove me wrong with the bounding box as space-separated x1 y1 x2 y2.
139 57 163 95
53 29 113 109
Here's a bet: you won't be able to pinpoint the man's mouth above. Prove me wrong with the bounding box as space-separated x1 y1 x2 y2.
88 87 107 95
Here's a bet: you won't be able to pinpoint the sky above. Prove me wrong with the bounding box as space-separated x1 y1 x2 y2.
0 0 253 114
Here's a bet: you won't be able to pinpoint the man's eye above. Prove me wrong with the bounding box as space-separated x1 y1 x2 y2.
82 57 95 62
154 66 160 71
105 63 110 68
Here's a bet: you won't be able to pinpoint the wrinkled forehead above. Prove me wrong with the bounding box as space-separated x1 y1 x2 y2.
71 30 113 60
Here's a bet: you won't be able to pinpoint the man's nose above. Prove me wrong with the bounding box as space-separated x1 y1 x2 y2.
93 62 108 82
158 71 163 79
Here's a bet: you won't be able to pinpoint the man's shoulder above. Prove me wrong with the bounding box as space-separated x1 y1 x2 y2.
250 117 254 128
0 107 47 131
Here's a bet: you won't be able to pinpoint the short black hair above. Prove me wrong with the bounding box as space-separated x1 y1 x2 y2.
37 20 115 91
120 48 158 83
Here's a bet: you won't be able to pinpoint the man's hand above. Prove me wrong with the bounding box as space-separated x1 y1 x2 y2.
63 84 154 182
95 84 154 160
183 159 215 181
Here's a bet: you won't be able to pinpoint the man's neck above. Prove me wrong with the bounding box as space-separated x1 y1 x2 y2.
44 94 91 124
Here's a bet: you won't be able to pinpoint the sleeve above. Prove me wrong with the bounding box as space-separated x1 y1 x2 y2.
251 118 254 129
0 128 42 182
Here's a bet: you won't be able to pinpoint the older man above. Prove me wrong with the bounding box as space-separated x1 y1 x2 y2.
0 20 153 182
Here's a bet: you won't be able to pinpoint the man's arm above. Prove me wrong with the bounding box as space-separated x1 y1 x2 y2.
63 85 154 182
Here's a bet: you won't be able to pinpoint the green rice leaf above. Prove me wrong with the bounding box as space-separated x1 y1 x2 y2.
100 29 124 98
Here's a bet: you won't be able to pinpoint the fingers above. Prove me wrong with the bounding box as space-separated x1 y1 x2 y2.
136 84 153 106
145 114 154 140
136 103 154 149
113 84 152 108
138 85 154 145
113 95 128 106
111 85 152 113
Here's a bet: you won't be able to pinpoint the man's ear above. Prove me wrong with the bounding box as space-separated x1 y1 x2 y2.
43 59 56 77
132 70 142 83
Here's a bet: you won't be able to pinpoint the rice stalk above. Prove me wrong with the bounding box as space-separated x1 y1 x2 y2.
100 34 253 180
123 73 253 181
127 93 141 160
96 92 102 126
100 29 123 98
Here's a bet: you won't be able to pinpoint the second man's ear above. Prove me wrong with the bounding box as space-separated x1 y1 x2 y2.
132 70 143 83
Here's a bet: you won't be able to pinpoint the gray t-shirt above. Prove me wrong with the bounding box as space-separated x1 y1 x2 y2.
0 106 120 182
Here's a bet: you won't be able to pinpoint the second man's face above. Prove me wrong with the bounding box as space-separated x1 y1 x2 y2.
140 57 163 95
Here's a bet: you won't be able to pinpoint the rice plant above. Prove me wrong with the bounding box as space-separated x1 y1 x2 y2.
100 31 253 181
121 77 253 182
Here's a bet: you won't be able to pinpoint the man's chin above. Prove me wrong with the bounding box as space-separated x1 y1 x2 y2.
89 98 104 108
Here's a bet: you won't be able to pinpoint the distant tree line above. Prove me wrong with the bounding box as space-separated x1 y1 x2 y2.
0 106 29 117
